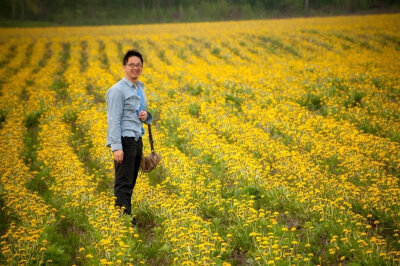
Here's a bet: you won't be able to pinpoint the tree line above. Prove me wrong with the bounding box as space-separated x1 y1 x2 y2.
0 0 398 25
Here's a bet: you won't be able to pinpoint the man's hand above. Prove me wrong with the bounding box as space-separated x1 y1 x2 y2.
114 149 124 163
138 110 148 122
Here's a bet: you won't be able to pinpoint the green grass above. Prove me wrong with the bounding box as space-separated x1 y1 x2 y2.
201 153 227 181
22 110 44 170
62 107 78 126
341 42 351 49
371 76 386 90
0 45 16 68
26 166 54 203
80 40 88 72
134 203 159 234
177 47 187 60
343 90 366 108
389 130 400 143
98 40 109 69
307 36 334 51
229 226 254 256
40 205 95 265
268 125 294 146
299 92 322 110
258 35 282 55
185 37 202 58
116 41 124 60
51 79 69 102
321 154 342 175
157 50 170 65
222 42 250 61
35 42 52 73
20 107 96 265
225 93 242 111
200 201 224 221
301 29 320 35
258 35 300 57
86 84 105 103
147 164 167 186
0 109 7 129
167 89 176 98
0 193 20 236
227 248 249 265
163 115 188 152
0 193 21 264
22 108 56 205
24 42 34 65
357 118 381 135
147 107 161 125
59 42 71 74
63 107 111 193
24 110 42 128
379 33 400 49
298 92 328 116
211 46 222 57
188 102 201 117
185 83 203 96
19 82 32 101
132 203 171 264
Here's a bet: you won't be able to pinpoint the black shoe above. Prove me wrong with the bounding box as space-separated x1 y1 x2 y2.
131 217 137 227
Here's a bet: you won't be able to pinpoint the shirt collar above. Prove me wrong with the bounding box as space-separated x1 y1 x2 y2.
122 77 143 88
122 76 134 88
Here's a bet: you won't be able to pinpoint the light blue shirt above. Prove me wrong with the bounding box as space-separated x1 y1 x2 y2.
106 77 152 151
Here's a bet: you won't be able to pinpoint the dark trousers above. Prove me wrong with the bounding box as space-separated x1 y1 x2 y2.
114 137 142 215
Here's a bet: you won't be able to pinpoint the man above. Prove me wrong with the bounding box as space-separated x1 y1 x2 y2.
106 50 152 225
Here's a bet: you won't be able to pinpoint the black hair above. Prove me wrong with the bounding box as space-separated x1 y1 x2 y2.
123 50 143 65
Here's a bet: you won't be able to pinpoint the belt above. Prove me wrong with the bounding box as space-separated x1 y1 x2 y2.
122 136 142 141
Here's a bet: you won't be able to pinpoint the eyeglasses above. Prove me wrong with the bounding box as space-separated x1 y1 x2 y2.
126 63 143 68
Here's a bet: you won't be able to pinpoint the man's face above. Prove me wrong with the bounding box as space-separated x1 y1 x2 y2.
124 56 143 82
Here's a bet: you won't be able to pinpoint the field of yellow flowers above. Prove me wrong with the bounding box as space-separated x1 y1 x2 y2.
0 13 399 265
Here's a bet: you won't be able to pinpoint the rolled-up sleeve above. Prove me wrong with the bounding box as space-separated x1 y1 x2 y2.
107 88 124 151
142 86 153 125
144 111 153 125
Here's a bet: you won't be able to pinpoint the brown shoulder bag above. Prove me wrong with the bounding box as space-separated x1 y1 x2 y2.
140 124 161 173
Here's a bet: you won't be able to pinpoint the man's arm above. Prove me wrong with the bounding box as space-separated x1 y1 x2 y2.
137 111 152 124
144 111 152 124
139 85 153 124
107 88 124 152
